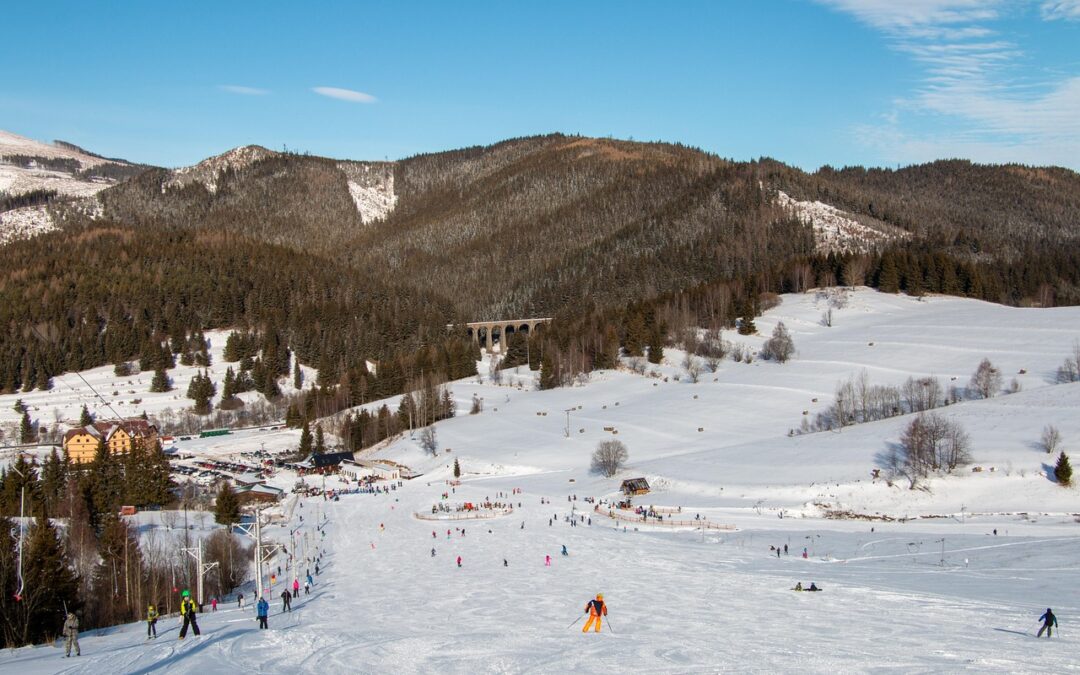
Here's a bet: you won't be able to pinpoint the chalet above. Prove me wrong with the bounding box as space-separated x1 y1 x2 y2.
620 477 650 496
236 483 284 505
63 419 159 464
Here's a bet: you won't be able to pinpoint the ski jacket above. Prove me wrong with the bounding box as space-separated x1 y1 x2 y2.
180 598 197 616
147 606 158 621
586 599 607 616
1041 611 1057 626
257 599 269 617
63 615 78 637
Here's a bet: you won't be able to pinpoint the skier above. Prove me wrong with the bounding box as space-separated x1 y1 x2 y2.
784 544 788 555
211 597 218 612
315 563 320 575
257 596 269 630
63 612 80 657
304 580 311 596
545 555 551 567
457 555 462 568
561 545 568 556
504 559 508 567
306 572 314 588
292 578 300 598
281 589 292 612
802 548 808 559
582 593 608 633
146 603 159 639
1037 608 1058 638
238 592 244 609
431 547 436 557
432 530 437 538
178 590 201 639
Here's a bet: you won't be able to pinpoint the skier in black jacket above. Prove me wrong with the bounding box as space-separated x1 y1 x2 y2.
1037 608 1058 638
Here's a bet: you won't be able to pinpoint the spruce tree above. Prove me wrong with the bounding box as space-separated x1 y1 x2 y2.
539 352 558 390
293 357 303 390
1055 451 1073 486
150 368 172 393
19 411 35 443
453 458 461 478
647 326 665 364
79 405 94 427
215 482 241 525
878 255 900 293
298 421 313 457
314 424 326 455
285 404 302 429
22 514 81 645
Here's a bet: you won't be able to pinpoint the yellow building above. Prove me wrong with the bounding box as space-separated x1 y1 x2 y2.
63 419 160 464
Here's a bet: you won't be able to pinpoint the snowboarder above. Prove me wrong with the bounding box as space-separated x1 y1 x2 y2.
63 612 80 657
257 597 269 629
281 589 292 612
793 582 803 591
178 590 201 638
146 603 159 639
808 582 821 592
1037 608 1058 638
582 593 608 633
456 555 462 568
561 545 568 556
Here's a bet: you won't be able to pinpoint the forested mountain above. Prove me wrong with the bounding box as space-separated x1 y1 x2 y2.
2 131 1079 407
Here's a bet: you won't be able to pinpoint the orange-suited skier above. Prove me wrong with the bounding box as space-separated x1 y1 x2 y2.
582 593 608 633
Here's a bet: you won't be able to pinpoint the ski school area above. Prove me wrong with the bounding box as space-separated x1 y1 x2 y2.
1 462 1076 673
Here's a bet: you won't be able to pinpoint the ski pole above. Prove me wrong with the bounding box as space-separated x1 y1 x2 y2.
605 616 615 634
567 614 585 629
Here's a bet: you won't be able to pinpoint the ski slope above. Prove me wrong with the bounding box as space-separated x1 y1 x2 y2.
1 289 1079 672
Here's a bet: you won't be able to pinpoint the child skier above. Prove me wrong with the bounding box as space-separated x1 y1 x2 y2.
63 612 80 657
178 590 200 639
146 603 159 639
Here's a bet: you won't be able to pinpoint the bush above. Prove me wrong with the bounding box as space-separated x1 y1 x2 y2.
1042 425 1062 455
591 440 629 477
761 321 795 363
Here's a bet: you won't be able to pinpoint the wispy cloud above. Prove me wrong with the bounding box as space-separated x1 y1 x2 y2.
815 0 1080 168
218 85 270 96
312 86 378 103
1041 0 1080 21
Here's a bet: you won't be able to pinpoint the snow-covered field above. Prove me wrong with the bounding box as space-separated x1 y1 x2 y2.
1 289 1078 672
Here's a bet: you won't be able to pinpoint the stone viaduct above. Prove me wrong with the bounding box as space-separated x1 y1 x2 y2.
452 318 552 351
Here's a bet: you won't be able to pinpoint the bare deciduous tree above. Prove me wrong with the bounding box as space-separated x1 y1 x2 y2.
1042 425 1062 455
969 358 1002 399
761 321 795 363
419 426 438 456
888 413 972 488
591 440 629 477
683 353 702 383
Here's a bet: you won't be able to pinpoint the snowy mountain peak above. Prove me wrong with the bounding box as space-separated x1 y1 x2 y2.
165 145 277 193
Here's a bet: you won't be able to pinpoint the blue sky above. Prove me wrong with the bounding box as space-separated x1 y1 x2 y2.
2 0 1078 169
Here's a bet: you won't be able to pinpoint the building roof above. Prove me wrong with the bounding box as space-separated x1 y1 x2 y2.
236 484 284 497
310 451 355 468
620 477 651 492
234 472 265 485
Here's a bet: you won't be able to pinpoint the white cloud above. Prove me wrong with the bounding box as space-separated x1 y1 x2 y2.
815 0 1080 169
218 85 270 96
1041 1 1080 21
312 87 378 103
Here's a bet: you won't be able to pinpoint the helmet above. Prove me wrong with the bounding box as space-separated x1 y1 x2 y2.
596 593 603 600
181 589 190 598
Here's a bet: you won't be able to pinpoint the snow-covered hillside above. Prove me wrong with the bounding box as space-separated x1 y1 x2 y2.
338 161 396 223
777 190 906 253
1 289 1078 672
164 145 275 193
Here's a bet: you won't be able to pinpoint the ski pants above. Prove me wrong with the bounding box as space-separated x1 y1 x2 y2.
582 614 603 633
179 613 200 638
1038 623 1054 638
258 616 268 629
64 633 79 656
148 619 157 638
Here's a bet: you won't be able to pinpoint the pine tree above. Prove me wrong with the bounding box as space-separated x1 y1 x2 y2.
40 449 66 516
19 411 35 444
298 421 313 457
1055 451 1073 486
738 313 756 336
150 367 172 393
21 514 81 645
453 458 461 478
293 357 303 390
186 370 216 415
539 351 558 390
143 441 174 507
285 404 302 429
878 254 900 293
12 399 27 414
314 424 326 455
215 482 241 525
79 405 94 427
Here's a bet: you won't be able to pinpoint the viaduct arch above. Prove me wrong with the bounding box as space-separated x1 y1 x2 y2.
452 318 552 351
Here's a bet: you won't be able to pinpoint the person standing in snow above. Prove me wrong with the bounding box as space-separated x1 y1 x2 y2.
257 597 269 629
178 590 201 639
238 592 244 609
63 612 80 657
281 589 292 612
292 578 300 598
561 545 568 556
210 597 218 612
146 603 159 639
545 555 551 567
582 593 608 633
456 555 462 568
1037 608 1058 638
304 580 311 595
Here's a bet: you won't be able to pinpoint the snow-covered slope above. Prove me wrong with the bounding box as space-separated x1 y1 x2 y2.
1 289 1078 672
338 161 396 223
0 129 143 244
777 190 906 253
